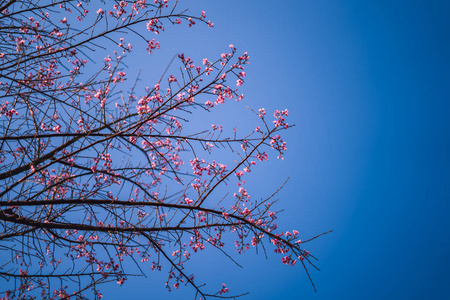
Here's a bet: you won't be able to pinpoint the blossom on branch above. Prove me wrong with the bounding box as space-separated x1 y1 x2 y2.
0 1 325 299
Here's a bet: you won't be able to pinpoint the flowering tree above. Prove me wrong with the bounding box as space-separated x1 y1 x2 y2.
0 0 326 299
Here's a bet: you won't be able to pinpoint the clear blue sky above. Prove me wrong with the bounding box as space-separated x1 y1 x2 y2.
102 1 450 299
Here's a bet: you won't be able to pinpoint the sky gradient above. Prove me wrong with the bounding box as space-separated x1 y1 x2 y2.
102 1 450 299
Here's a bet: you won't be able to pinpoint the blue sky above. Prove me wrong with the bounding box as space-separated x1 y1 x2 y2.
102 1 450 299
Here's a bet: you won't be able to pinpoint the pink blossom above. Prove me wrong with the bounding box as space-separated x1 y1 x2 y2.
205 100 214 108
52 125 61 133
219 283 229 294
281 256 290 264
258 108 266 117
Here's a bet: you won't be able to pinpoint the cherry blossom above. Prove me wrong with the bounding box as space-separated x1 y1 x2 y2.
0 1 326 299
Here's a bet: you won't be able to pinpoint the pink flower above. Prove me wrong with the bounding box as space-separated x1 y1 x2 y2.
268 211 277 219
205 100 214 108
258 108 266 117
281 256 295 265
19 269 28 276
219 283 229 294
